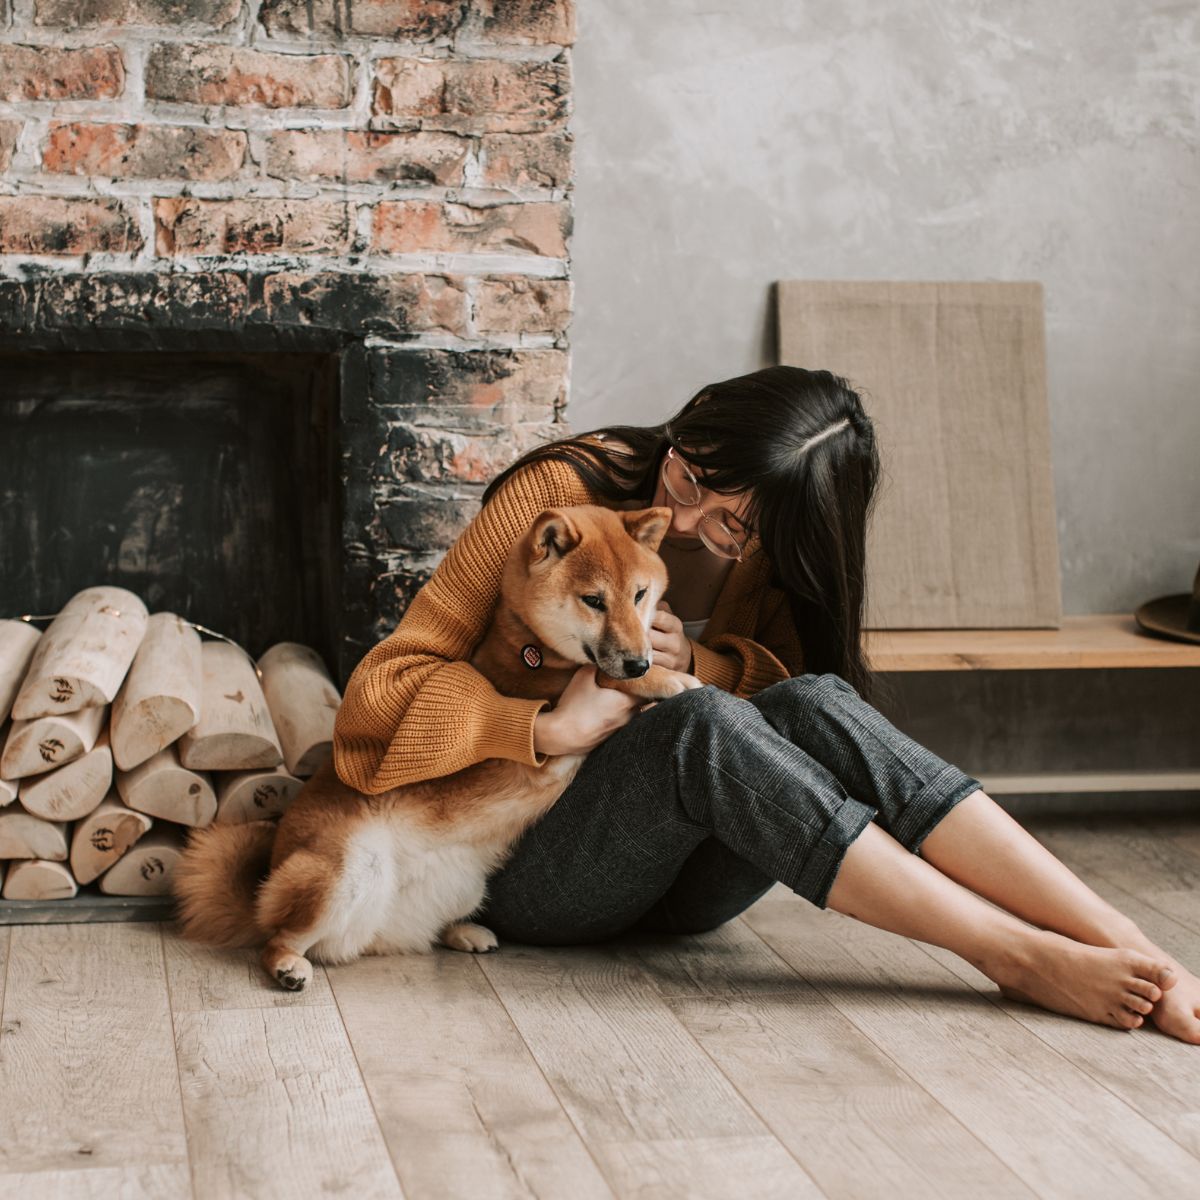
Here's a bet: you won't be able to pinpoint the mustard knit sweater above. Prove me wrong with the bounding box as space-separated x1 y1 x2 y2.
332 455 806 795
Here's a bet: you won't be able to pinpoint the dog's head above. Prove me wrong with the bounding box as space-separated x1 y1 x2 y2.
508 504 672 679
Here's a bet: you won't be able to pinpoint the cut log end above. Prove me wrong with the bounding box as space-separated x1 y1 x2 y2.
3 859 77 901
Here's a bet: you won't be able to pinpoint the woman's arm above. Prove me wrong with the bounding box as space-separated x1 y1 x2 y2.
333 461 594 794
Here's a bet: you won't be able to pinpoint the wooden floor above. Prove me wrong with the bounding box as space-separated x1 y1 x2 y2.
1 813 1199 1200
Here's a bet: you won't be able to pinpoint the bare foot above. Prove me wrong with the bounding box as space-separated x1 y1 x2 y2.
1147 963 1200 1044
989 930 1175 1031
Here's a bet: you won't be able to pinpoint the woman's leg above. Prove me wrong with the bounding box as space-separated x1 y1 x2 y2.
475 681 1182 1035
917 793 1199 1041
752 675 1198 1041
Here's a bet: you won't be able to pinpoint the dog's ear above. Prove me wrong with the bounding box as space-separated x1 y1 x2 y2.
528 509 582 565
622 507 672 552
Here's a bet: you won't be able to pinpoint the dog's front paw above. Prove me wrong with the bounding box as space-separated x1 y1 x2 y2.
439 922 500 953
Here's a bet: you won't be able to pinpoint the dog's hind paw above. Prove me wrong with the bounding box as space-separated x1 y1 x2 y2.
439 922 500 953
269 953 313 992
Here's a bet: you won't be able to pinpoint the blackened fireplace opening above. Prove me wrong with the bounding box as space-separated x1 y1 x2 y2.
1 350 342 679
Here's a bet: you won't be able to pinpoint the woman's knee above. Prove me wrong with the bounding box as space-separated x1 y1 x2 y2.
754 672 858 711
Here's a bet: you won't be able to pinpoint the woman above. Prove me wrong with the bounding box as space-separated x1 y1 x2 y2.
333 366 1199 1043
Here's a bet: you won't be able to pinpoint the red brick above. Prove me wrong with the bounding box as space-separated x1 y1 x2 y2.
0 44 124 102
464 0 574 45
373 58 567 133
145 45 352 109
474 276 569 334
0 197 141 255
34 0 240 29
43 123 246 181
372 200 568 257
479 131 571 189
265 130 468 186
264 272 468 335
260 0 466 40
0 122 20 173
155 199 353 255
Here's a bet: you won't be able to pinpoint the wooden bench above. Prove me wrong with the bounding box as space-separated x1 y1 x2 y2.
863 614 1200 798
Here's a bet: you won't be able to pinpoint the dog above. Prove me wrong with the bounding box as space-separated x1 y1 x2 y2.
173 504 700 990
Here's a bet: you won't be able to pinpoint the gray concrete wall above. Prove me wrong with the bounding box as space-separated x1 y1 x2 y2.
568 0 1199 615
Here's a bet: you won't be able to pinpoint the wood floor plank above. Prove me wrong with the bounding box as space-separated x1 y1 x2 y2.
162 929 334 1012
173 1004 402 1200
0 1164 190 1200
327 951 615 1200
477 941 824 1199
0 924 189 1182
616 919 1034 1200
742 899 1200 1198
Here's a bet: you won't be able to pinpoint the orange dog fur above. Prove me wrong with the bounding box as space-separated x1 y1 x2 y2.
173 504 698 990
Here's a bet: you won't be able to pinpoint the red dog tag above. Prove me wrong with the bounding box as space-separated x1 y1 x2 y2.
521 644 543 669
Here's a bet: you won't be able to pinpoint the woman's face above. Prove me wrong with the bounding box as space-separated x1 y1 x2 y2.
650 452 755 549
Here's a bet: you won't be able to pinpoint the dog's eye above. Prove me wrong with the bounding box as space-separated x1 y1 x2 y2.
581 594 606 611
635 588 647 604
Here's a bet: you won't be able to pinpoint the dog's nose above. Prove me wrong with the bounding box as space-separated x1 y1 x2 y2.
622 658 650 678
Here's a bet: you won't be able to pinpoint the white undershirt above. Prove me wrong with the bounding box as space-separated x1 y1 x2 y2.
680 616 709 641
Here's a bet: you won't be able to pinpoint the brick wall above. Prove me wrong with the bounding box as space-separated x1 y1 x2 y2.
0 0 574 656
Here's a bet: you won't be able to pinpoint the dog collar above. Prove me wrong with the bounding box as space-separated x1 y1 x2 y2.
520 644 543 670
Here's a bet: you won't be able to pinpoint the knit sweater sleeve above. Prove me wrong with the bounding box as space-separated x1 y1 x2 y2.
332 461 593 794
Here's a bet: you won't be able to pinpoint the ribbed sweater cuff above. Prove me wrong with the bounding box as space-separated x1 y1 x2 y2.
690 640 742 692
476 694 551 767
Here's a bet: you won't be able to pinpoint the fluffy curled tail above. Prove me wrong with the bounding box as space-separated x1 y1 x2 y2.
173 821 277 948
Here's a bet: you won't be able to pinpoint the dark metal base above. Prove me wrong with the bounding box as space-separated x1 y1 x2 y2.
0 892 177 925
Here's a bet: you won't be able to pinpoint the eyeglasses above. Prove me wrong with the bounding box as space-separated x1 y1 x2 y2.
660 447 751 562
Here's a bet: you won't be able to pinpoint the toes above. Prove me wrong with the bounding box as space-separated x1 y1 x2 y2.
1108 1009 1142 1031
1125 953 1177 992
1127 978 1162 1003
1123 992 1155 1015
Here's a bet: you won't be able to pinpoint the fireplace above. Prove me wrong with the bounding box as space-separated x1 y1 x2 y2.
0 1 576 685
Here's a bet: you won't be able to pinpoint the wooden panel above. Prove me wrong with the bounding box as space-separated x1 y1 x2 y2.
618 921 1035 1199
173 1005 401 1200
328 952 615 1200
865 614 1200 671
779 281 1061 629
0 924 189 1178
478 942 822 1198
742 899 1200 1196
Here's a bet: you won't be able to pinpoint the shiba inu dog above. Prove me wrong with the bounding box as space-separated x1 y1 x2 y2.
174 504 699 990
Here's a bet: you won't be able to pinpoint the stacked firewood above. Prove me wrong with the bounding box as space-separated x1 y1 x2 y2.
0 587 342 902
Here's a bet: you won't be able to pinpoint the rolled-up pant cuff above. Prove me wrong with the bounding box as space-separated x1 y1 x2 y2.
789 795 878 909
892 765 984 855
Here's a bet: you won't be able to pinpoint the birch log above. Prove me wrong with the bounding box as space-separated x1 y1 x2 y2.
20 727 113 822
13 586 148 719
98 826 185 896
3 859 77 901
111 612 202 771
215 767 304 825
0 620 42 721
117 743 216 828
70 793 153 884
0 704 107 779
178 642 282 771
0 808 69 860
0 722 18 807
257 643 340 777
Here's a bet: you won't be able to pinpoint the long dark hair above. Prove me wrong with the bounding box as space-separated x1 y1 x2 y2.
482 366 882 698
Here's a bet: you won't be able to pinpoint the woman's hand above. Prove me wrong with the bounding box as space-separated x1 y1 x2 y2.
649 600 693 673
533 666 642 756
